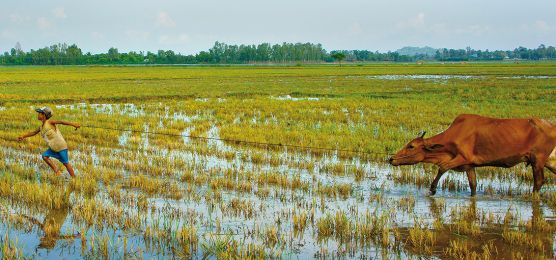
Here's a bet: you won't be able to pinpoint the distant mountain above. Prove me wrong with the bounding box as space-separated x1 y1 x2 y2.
395 46 438 57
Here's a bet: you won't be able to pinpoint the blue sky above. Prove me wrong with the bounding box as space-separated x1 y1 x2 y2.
1 0 554 54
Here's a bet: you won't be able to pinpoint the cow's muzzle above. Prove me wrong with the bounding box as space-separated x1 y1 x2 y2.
388 157 398 165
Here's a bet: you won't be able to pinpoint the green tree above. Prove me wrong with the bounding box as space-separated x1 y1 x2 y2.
331 52 346 66
66 44 82 64
107 47 120 63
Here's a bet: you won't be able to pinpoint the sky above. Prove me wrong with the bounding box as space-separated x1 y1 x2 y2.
1 0 555 54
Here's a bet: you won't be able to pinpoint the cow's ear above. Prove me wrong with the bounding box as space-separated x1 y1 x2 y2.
424 143 444 151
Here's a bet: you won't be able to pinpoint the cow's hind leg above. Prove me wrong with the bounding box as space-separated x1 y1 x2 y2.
430 168 447 195
466 168 477 196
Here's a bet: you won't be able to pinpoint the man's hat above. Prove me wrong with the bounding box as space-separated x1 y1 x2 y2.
35 107 53 119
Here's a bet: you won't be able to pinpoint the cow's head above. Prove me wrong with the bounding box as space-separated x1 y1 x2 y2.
389 131 444 166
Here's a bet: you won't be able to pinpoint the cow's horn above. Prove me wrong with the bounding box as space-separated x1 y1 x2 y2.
419 131 426 138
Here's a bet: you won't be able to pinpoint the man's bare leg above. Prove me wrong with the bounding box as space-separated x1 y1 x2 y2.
63 163 75 178
42 156 61 175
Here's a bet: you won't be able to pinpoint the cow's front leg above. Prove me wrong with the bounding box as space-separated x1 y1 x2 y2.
438 154 468 172
466 168 477 196
532 163 545 193
430 168 447 195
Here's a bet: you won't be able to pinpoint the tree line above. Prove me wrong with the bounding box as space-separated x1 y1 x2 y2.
1 42 555 65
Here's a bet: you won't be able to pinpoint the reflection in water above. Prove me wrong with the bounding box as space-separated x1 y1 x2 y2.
40 207 75 249
398 197 556 258
20 199 78 250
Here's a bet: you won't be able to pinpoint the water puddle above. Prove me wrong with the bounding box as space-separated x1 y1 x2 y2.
270 95 320 101
497 75 556 79
362 75 484 80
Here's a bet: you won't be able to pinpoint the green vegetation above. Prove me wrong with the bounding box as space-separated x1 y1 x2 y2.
2 41 555 65
331 52 346 66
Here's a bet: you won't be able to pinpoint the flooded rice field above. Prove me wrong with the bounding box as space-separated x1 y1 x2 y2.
2 101 556 259
1 65 556 259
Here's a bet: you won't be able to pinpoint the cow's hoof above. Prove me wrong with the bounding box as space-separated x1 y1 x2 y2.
429 190 436 196
470 192 476 197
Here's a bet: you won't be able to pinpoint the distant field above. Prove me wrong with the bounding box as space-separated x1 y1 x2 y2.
1 64 555 154
1 64 556 258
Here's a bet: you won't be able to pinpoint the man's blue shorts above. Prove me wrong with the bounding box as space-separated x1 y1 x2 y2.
42 149 69 164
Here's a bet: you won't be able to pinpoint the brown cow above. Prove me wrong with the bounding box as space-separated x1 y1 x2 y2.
389 114 556 196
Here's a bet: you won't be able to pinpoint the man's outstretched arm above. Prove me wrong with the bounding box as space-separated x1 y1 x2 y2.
18 128 40 141
50 120 81 130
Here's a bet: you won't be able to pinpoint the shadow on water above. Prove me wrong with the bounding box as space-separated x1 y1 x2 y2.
398 197 556 258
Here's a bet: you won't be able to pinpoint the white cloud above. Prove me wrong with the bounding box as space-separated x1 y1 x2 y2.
156 11 176 28
37 17 52 30
519 20 551 33
158 34 190 45
396 13 491 38
534 20 550 32
9 14 29 23
52 7 67 19
348 22 363 35
397 12 425 29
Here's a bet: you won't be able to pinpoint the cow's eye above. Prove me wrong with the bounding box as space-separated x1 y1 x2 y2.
408 145 414 149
